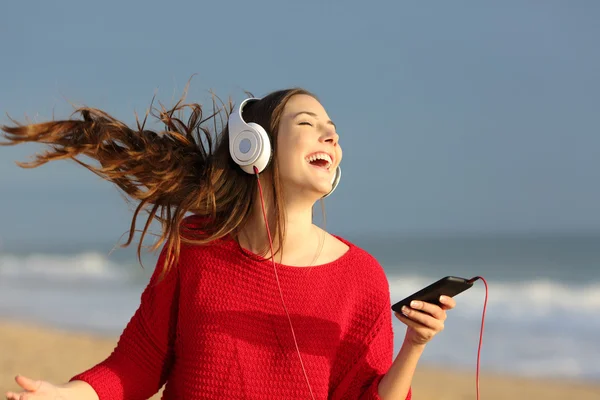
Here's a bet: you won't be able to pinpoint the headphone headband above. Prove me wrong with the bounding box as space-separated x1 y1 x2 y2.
228 97 259 143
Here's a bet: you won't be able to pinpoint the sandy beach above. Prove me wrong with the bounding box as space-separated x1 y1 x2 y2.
1 320 599 400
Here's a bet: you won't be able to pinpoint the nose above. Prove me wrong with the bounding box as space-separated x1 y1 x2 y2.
321 127 339 146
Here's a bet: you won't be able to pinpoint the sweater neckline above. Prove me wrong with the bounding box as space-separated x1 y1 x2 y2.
225 233 356 271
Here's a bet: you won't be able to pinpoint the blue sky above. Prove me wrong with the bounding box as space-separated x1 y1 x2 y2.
1 1 599 246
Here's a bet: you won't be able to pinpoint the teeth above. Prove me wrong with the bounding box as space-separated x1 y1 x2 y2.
305 152 332 169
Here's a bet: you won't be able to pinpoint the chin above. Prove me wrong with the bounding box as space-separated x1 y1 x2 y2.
287 174 333 199
292 185 330 202
312 184 332 199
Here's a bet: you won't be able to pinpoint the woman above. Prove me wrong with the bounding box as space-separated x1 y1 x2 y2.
2 88 455 400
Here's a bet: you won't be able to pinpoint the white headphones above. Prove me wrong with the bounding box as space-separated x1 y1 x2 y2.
228 97 341 198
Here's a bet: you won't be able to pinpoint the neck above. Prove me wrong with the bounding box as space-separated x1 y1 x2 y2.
238 181 321 263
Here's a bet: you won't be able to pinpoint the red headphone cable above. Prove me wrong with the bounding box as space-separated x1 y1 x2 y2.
467 276 489 400
253 167 316 400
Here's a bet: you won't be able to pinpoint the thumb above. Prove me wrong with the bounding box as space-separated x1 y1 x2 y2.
15 375 42 391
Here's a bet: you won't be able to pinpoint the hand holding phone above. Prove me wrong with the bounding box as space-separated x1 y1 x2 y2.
391 276 473 314
390 275 487 400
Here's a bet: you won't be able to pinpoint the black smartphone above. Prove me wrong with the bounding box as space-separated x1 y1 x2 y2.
391 276 473 314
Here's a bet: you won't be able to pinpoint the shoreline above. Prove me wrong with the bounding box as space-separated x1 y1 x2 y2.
1 319 599 399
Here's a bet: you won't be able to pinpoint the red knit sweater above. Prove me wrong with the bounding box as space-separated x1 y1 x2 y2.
70 218 411 399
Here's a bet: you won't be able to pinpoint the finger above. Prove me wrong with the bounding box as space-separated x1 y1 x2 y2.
394 312 441 341
394 312 427 331
15 375 41 392
439 295 456 310
408 300 446 321
400 306 445 331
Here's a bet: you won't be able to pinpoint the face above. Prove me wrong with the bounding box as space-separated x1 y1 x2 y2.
276 94 342 199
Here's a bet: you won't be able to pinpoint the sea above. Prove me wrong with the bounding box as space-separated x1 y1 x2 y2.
1 232 599 383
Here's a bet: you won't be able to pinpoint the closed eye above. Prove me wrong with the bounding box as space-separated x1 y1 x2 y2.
299 122 313 126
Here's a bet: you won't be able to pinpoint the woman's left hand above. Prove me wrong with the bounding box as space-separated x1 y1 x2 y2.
394 295 456 346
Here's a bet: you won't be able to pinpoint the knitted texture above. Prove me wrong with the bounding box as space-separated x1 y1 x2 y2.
70 217 411 399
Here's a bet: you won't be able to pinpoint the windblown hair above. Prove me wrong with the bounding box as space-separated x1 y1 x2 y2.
0 85 316 277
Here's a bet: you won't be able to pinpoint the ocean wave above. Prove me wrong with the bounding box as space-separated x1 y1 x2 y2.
0 252 131 281
388 274 600 318
1 253 599 380
3 252 600 316
389 274 600 380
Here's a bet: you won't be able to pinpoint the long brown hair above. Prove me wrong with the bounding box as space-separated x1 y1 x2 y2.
0 85 316 277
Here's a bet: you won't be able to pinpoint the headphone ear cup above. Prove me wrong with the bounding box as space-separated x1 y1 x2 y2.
322 166 341 198
245 122 272 174
230 122 271 174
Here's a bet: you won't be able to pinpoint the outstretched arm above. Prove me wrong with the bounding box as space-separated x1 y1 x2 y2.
5 247 180 400
68 247 180 400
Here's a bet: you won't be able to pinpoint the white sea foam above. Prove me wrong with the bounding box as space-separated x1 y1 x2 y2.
388 274 600 317
0 252 134 281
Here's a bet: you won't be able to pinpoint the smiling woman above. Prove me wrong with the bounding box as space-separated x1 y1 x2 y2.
0 85 454 400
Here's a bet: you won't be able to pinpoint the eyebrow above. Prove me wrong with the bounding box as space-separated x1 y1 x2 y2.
293 111 337 130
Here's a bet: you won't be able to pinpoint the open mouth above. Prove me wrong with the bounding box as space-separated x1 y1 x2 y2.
305 152 333 170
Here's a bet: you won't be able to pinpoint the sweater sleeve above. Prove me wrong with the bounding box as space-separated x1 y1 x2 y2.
331 306 412 400
69 246 180 400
